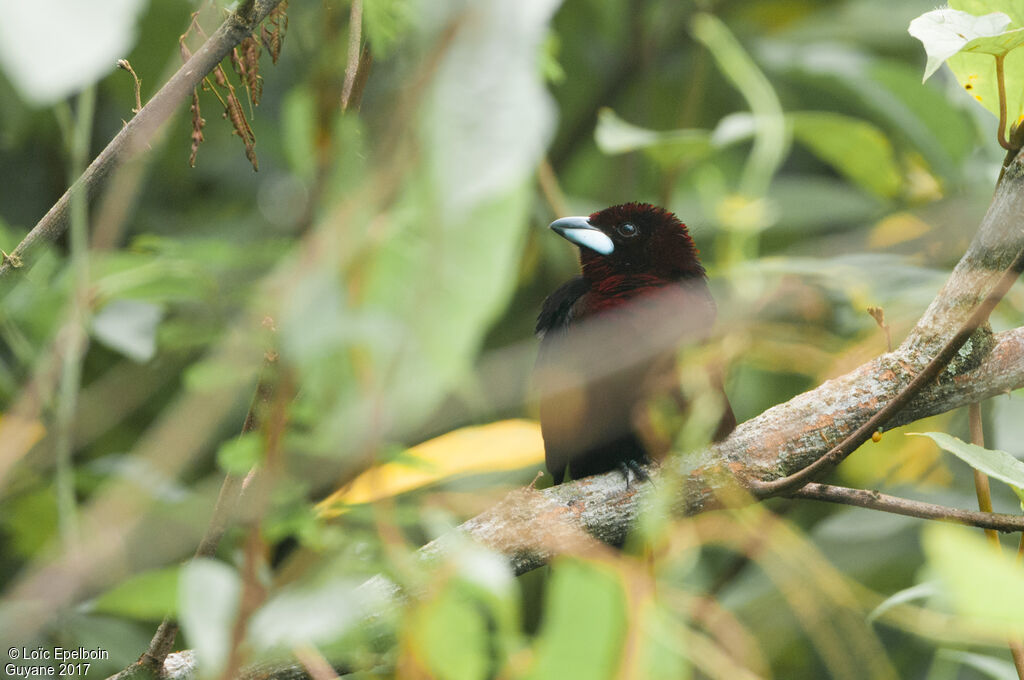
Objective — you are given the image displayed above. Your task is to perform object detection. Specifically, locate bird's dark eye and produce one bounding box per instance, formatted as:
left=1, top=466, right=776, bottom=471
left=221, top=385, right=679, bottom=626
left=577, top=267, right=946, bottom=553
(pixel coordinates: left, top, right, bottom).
left=616, top=222, right=638, bottom=238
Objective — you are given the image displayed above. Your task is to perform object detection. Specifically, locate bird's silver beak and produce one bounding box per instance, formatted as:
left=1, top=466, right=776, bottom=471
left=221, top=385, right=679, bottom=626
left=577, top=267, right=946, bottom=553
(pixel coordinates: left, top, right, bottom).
left=548, top=216, right=615, bottom=255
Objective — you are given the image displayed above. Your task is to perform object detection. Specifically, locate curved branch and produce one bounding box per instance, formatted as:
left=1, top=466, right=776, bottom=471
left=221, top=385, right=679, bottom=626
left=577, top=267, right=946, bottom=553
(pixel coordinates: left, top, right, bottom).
left=791, top=483, right=1024, bottom=533
left=0, top=0, right=285, bottom=278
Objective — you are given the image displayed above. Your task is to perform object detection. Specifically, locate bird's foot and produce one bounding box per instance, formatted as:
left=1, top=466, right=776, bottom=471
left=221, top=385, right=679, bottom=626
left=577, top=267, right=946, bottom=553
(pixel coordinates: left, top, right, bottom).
left=619, top=460, right=652, bottom=488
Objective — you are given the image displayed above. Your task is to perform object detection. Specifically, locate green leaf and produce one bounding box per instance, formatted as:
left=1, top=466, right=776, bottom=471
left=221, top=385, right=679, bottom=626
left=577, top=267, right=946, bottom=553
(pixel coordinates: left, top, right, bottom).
left=410, top=584, right=491, bottom=680
left=363, top=0, right=414, bottom=59
left=908, top=9, right=1024, bottom=81
left=951, top=0, right=1024, bottom=27
left=922, top=524, right=1024, bottom=635
left=594, top=108, right=713, bottom=168
left=947, top=48, right=1024, bottom=131
left=179, top=558, right=240, bottom=679
left=789, top=111, right=902, bottom=198
left=938, top=650, right=1020, bottom=680
left=911, top=431, right=1024, bottom=495
left=89, top=566, right=180, bottom=620
left=216, top=432, right=263, bottom=475
left=636, top=606, right=691, bottom=680
left=867, top=581, right=939, bottom=622
left=528, top=559, right=627, bottom=680
left=691, top=12, right=787, bottom=198
left=280, top=87, right=317, bottom=180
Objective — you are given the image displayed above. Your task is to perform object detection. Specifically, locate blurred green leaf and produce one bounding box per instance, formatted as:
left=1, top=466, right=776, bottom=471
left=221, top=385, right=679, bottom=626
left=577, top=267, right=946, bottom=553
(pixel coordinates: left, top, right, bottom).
left=789, top=111, right=902, bottom=198
left=179, top=558, right=240, bottom=679
left=867, top=581, right=939, bottom=621
left=692, top=12, right=787, bottom=198
left=937, top=649, right=1020, bottom=680
left=409, top=583, right=491, bottom=680
left=281, top=87, right=317, bottom=181
left=766, top=176, right=883, bottom=232
left=636, top=606, right=690, bottom=680
left=0, top=485, right=57, bottom=558
left=528, top=559, right=627, bottom=680
left=216, top=432, right=263, bottom=475
left=90, top=565, right=179, bottom=620
left=363, top=0, right=414, bottom=58
left=912, top=431, right=1024, bottom=496
left=594, top=108, right=713, bottom=167
left=922, top=524, right=1024, bottom=634
left=183, top=356, right=255, bottom=393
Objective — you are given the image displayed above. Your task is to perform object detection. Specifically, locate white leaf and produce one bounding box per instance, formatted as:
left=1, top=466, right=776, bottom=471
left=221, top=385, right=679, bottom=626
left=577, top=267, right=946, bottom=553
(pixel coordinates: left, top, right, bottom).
left=908, top=9, right=1020, bottom=81
left=178, top=559, right=240, bottom=679
left=0, top=0, right=147, bottom=105
left=248, top=579, right=364, bottom=650
left=91, top=299, right=163, bottom=362
left=421, top=0, right=561, bottom=219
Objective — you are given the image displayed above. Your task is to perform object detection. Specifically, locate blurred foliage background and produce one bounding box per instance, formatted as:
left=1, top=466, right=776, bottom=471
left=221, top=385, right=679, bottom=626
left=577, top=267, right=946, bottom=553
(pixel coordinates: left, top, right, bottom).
left=2, top=0, right=1024, bottom=678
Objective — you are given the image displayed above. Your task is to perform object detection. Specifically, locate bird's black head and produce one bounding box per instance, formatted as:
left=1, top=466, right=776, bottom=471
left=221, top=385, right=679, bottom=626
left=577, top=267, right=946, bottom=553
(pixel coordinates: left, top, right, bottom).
left=549, top=203, right=705, bottom=282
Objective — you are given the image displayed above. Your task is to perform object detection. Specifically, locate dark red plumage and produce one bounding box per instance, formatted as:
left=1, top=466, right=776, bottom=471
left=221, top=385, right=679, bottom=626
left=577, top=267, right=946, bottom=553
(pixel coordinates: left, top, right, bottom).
left=535, top=202, right=735, bottom=483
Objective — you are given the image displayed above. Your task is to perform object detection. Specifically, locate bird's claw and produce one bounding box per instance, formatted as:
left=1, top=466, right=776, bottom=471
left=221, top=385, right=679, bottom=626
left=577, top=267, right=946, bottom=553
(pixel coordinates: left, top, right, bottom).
left=619, top=460, right=652, bottom=488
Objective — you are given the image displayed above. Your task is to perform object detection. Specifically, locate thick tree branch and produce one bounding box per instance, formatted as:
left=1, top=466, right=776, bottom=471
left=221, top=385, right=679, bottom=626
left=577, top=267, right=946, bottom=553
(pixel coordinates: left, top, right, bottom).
left=399, top=327, right=1024, bottom=578
left=746, top=245, right=1024, bottom=498
left=0, top=0, right=285, bottom=278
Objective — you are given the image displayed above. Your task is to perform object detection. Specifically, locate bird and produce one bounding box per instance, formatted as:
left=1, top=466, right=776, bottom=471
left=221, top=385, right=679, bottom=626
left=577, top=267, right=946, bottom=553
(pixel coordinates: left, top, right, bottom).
left=534, top=202, right=735, bottom=484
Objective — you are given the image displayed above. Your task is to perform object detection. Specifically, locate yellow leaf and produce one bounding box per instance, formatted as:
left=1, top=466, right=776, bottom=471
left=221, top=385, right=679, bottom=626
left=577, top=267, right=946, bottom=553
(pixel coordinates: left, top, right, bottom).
left=316, top=419, right=544, bottom=517
left=868, top=212, right=932, bottom=248
left=0, top=414, right=46, bottom=467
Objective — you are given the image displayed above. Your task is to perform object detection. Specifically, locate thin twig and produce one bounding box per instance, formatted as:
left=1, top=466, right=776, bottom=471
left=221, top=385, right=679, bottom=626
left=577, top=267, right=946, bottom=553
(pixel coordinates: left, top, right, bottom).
left=867, top=306, right=892, bottom=353
left=117, top=59, right=143, bottom=114
left=790, top=483, right=1024, bottom=533
left=133, top=335, right=280, bottom=674
left=538, top=157, right=568, bottom=217
left=340, top=0, right=363, bottom=111
left=293, top=644, right=341, bottom=680
left=115, top=59, right=143, bottom=114
left=53, top=87, right=97, bottom=551
left=747, top=245, right=1024, bottom=498
left=0, top=0, right=286, bottom=279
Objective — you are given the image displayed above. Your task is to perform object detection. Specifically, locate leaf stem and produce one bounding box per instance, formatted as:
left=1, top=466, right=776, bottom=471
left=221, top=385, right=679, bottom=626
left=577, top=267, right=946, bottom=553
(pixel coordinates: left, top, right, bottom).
left=996, top=53, right=1014, bottom=151
left=340, top=0, right=363, bottom=112
left=969, top=401, right=1024, bottom=678
left=968, top=403, right=999, bottom=545
left=54, top=87, right=97, bottom=550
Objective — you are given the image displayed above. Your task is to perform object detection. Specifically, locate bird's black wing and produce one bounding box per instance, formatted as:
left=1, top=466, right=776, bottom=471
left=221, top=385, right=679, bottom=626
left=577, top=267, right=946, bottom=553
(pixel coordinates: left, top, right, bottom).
left=535, top=275, right=589, bottom=338
left=534, top=276, right=590, bottom=483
